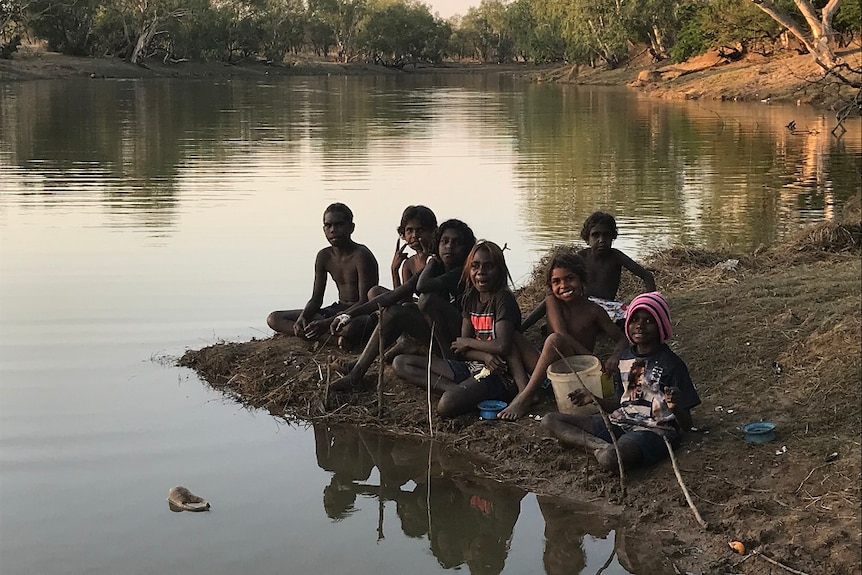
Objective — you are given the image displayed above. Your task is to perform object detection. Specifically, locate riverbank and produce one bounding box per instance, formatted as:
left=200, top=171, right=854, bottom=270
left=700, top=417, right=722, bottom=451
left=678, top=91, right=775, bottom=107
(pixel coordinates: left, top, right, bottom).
left=2, top=45, right=860, bottom=113
left=180, top=218, right=861, bottom=575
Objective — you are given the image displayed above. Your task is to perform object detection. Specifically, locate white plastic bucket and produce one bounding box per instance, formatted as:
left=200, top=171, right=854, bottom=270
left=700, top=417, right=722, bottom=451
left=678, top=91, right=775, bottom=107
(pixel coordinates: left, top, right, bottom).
left=546, top=355, right=613, bottom=415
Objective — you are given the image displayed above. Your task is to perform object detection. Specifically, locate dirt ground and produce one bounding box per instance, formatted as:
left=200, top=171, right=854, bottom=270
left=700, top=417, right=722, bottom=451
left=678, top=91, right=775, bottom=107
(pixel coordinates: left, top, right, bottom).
left=179, top=218, right=861, bottom=575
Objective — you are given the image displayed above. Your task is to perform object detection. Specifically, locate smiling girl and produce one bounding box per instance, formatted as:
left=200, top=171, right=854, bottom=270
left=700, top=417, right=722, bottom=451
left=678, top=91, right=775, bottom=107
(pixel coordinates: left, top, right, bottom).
left=392, top=240, right=523, bottom=417
left=497, top=252, right=627, bottom=420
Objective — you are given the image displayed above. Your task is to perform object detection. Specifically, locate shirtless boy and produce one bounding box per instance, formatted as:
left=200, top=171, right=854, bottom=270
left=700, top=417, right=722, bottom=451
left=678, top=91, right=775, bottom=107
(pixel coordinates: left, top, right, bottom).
left=521, top=211, right=655, bottom=332
left=498, top=252, right=627, bottom=420
left=576, top=211, right=655, bottom=321
left=266, top=203, right=379, bottom=342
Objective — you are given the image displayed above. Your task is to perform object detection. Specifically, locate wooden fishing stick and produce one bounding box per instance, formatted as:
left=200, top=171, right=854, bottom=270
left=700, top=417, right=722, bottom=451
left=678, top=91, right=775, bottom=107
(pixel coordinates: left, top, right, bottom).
left=377, top=305, right=384, bottom=418
left=552, top=346, right=626, bottom=495
left=663, top=434, right=708, bottom=529
left=426, top=321, right=436, bottom=437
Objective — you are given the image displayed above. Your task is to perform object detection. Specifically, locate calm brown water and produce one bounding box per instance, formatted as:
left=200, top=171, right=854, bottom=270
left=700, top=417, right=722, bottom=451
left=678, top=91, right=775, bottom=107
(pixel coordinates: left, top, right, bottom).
left=1, top=75, right=859, bottom=574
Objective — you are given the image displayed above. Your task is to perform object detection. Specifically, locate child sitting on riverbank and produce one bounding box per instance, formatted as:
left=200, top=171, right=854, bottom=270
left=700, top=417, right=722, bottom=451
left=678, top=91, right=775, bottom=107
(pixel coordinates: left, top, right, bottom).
left=577, top=211, right=655, bottom=323
left=392, top=240, right=524, bottom=417
left=541, top=292, right=700, bottom=471
left=497, top=252, right=628, bottom=420
left=266, top=203, right=379, bottom=343
left=521, top=211, right=656, bottom=333
left=336, top=205, right=438, bottom=351
left=389, top=205, right=437, bottom=290
left=328, top=219, right=475, bottom=391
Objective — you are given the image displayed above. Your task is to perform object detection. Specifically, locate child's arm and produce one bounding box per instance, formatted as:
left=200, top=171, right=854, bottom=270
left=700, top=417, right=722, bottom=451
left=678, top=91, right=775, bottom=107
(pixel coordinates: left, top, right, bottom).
left=595, top=306, right=628, bottom=373
left=355, top=247, right=380, bottom=305
left=295, top=250, right=329, bottom=336
left=520, top=299, right=547, bottom=333
left=330, top=274, right=419, bottom=334
left=452, top=319, right=516, bottom=362
left=617, top=250, right=656, bottom=292
left=415, top=256, right=456, bottom=294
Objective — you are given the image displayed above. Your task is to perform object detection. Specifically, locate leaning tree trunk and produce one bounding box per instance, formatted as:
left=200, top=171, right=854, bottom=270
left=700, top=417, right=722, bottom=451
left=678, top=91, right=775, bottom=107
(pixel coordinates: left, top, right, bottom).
left=750, top=0, right=843, bottom=68
left=129, top=14, right=160, bottom=65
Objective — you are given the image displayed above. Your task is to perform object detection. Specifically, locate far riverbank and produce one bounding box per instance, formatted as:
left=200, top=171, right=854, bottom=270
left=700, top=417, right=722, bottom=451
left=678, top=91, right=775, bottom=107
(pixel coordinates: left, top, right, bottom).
left=2, top=45, right=860, bottom=113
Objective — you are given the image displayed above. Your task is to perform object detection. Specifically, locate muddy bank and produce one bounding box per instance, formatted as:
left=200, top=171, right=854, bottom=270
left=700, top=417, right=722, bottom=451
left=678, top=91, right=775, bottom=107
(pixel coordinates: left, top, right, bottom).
left=180, top=219, right=861, bottom=575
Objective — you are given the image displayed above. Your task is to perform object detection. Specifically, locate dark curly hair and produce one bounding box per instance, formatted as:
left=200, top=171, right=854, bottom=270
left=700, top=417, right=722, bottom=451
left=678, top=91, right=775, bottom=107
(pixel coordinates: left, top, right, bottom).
left=433, top=219, right=476, bottom=259
left=545, top=252, right=588, bottom=286
left=580, top=211, right=618, bottom=242
left=397, top=205, right=437, bottom=237
left=324, top=202, right=353, bottom=223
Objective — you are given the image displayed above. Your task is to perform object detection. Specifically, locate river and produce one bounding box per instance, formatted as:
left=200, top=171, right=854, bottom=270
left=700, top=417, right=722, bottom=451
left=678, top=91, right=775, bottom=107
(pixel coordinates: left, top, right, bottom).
left=0, top=74, right=859, bottom=575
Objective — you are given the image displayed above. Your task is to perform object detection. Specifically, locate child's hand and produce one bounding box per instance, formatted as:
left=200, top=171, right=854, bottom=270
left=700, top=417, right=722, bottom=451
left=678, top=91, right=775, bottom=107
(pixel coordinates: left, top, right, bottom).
left=450, top=337, right=472, bottom=355
left=293, top=317, right=308, bottom=337
left=391, top=239, right=408, bottom=272
left=304, top=319, right=328, bottom=339
left=484, top=354, right=506, bottom=373
left=567, top=388, right=593, bottom=406
left=330, top=314, right=351, bottom=335
left=663, top=386, right=679, bottom=409
left=602, top=356, right=620, bottom=375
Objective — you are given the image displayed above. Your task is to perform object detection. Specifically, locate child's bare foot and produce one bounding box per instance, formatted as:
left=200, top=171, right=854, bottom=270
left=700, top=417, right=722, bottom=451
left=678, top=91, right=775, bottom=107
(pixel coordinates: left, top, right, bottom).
left=382, top=335, right=425, bottom=363
left=594, top=445, right=618, bottom=471
left=329, top=371, right=363, bottom=391
left=496, top=394, right=534, bottom=420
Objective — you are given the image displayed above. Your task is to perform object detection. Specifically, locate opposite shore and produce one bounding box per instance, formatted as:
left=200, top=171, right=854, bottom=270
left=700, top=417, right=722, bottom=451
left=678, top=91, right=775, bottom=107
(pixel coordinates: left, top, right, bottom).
left=2, top=45, right=860, bottom=112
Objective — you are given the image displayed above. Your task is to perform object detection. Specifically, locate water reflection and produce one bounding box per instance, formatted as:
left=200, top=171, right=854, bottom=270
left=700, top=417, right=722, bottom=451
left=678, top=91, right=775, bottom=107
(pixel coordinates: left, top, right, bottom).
left=1, top=78, right=858, bottom=259
left=313, top=424, right=641, bottom=575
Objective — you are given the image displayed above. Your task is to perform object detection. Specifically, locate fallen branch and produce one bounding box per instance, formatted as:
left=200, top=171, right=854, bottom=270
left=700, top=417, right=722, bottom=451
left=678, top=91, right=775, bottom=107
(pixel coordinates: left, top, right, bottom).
left=377, top=305, right=384, bottom=417
left=663, top=435, right=708, bottom=529
left=752, top=550, right=810, bottom=575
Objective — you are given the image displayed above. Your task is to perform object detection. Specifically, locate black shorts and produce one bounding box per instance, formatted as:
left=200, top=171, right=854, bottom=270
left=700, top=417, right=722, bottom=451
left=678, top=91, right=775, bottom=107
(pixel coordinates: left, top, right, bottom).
left=319, top=302, right=350, bottom=319
left=589, top=418, right=680, bottom=467
left=447, top=360, right=518, bottom=403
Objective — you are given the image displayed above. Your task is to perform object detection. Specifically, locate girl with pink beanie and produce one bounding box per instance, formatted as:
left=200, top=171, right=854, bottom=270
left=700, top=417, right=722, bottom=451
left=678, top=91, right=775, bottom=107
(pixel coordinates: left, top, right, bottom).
left=542, top=292, right=700, bottom=471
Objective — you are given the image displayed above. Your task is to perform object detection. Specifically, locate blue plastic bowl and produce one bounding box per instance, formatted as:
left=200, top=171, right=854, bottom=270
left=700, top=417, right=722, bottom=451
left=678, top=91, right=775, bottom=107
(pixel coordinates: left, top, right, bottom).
left=742, top=421, right=776, bottom=443
left=477, top=400, right=507, bottom=420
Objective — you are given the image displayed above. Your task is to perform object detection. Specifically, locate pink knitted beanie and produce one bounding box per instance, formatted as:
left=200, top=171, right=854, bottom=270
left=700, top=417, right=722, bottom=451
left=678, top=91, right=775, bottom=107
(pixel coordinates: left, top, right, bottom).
left=625, top=291, right=673, bottom=343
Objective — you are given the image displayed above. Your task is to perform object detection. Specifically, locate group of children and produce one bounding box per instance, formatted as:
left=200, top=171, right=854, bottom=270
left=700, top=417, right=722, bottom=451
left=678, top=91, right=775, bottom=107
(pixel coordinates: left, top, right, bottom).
left=267, top=203, right=700, bottom=471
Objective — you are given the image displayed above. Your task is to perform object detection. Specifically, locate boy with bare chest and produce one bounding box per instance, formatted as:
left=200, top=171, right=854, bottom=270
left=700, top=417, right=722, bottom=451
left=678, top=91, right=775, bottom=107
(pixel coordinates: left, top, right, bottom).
left=266, top=203, right=379, bottom=342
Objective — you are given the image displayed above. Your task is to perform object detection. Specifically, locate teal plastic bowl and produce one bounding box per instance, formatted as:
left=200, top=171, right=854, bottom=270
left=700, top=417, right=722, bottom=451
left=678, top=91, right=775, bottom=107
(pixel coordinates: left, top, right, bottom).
left=742, top=421, right=776, bottom=443
left=477, top=400, right=507, bottom=420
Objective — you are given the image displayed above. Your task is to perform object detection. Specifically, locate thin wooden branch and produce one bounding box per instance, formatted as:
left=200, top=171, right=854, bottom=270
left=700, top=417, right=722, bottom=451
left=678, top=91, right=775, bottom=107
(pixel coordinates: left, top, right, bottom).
left=377, top=305, right=384, bottom=417
left=753, top=550, right=811, bottom=575
left=663, top=435, right=708, bottom=529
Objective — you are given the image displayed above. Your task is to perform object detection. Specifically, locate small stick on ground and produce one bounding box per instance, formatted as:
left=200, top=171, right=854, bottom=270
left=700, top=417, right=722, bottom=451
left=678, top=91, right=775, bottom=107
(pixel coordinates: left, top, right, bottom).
left=663, top=435, right=708, bottom=529
left=377, top=306, right=384, bottom=418
left=324, top=355, right=332, bottom=409
left=552, top=346, right=626, bottom=496
left=752, top=550, right=810, bottom=575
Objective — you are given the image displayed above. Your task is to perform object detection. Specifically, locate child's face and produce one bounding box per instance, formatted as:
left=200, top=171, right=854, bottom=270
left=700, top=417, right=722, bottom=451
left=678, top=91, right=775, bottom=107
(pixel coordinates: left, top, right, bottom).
left=323, top=211, right=353, bottom=246
left=402, top=218, right=434, bottom=253
left=438, top=228, right=469, bottom=269
left=549, top=267, right=584, bottom=302
left=469, top=247, right=499, bottom=293
left=587, top=223, right=614, bottom=254
left=627, top=309, right=659, bottom=346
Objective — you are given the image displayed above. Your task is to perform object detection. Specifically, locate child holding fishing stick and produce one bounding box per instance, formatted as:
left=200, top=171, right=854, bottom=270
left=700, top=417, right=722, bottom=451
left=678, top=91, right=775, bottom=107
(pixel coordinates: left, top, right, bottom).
left=392, top=240, right=525, bottom=418
left=498, top=252, right=628, bottom=420
left=542, top=292, right=700, bottom=472
left=328, top=220, right=475, bottom=391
